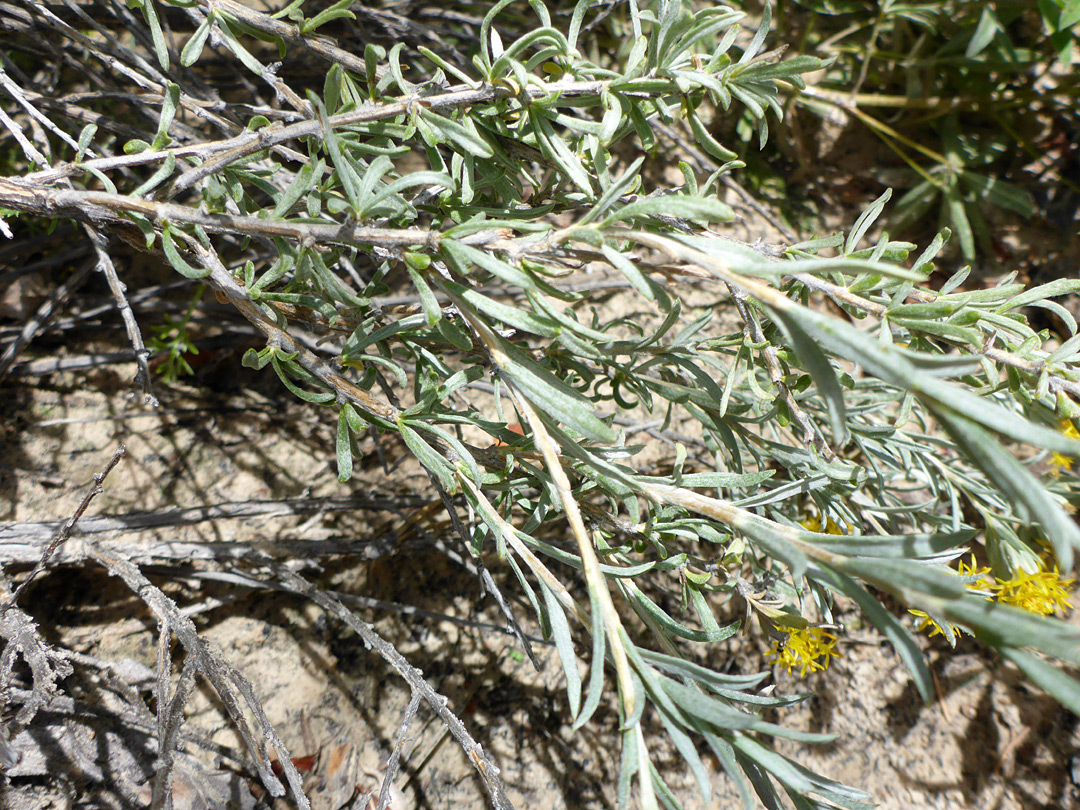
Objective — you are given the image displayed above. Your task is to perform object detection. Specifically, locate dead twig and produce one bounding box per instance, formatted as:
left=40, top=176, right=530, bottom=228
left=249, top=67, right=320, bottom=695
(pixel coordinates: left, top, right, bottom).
left=1, top=445, right=126, bottom=611
left=84, top=226, right=159, bottom=406
left=86, top=535, right=313, bottom=809
left=0, top=258, right=95, bottom=383
left=0, top=493, right=424, bottom=552
left=0, top=446, right=126, bottom=770
left=261, top=555, right=516, bottom=810
left=377, top=690, right=421, bottom=810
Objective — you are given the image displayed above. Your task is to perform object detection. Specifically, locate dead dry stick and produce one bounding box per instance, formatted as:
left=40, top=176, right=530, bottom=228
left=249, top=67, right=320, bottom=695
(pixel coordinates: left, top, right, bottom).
left=0, top=258, right=95, bottom=383
left=0, top=445, right=125, bottom=771
left=0, top=493, right=423, bottom=568
left=87, top=539, right=312, bottom=809
left=378, top=690, right=422, bottom=810
left=262, top=557, right=516, bottom=810
left=84, top=225, right=158, bottom=406
left=19, top=445, right=310, bottom=807
left=1, top=444, right=126, bottom=612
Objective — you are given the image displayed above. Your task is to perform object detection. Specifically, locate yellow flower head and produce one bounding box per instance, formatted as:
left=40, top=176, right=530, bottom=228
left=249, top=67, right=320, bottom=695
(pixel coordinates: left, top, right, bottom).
left=1050, top=420, right=1080, bottom=475
left=956, top=555, right=993, bottom=592
left=909, top=556, right=990, bottom=638
left=992, top=565, right=1075, bottom=616
left=768, top=627, right=842, bottom=677
left=957, top=555, right=988, bottom=578
left=799, top=515, right=846, bottom=535
left=908, top=609, right=960, bottom=639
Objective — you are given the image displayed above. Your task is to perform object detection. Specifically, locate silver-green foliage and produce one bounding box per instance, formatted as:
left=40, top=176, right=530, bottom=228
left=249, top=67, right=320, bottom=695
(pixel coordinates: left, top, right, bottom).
left=5, top=0, right=1080, bottom=808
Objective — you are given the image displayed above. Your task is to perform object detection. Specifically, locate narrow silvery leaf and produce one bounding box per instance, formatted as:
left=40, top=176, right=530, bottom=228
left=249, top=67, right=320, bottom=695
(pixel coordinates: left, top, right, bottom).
left=272, top=162, right=317, bottom=219
left=398, top=421, right=455, bottom=491
left=442, top=239, right=536, bottom=290
left=131, top=152, right=175, bottom=198
left=216, top=16, right=266, bottom=75
left=532, top=112, right=594, bottom=195
left=687, top=109, right=738, bottom=160
left=542, top=582, right=581, bottom=717
left=422, top=111, right=494, bottom=159
left=311, top=92, right=364, bottom=215
left=572, top=583, right=607, bottom=730
left=162, top=224, right=210, bottom=279
left=625, top=583, right=726, bottom=643
left=181, top=14, right=213, bottom=67
left=450, top=283, right=560, bottom=338
left=366, top=170, right=455, bottom=214
left=336, top=408, right=353, bottom=482
left=770, top=308, right=848, bottom=444
left=933, top=407, right=1079, bottom=572
left=802, top=530, right=973, bottom=560
left=700, top=732, right=755, bottom=810
left=496, top=335, right=616, bottom=443
left=618, top=729, right=638, bottom=810
left=966, top=5, right=1001, bottom=58
left=356, top=155, right=394, bottom=209
left=581, top=155, right=645, bottom=225
left=405, top=266, right=441, bottom=327
left=300, top=0, right=356, bottom=34
left=783, top=303, right=1080, bottom=456
left=732, top=737, right=874, bottom=810
left=738, top=0, right=771, bottom=64
left=411, top=421, right=482, bottom=488
left=151, top=83, right=180, bottom=151
left=810, top=564, right=933, bottom=702
left=996, top=278, right=1080, bottom=313
left=138, top=0, right=170, bottom=71
left=567, top=0, right=591, bottom=53
left=1000, top=648, right=1080, bottom=718
left=840, top=557, right=1080, bottom=666
left=75, top=124, right=97, bottom=161
left=845, top=189, right=892, bottom=255
left=600, top=244, right=658, bottom=302
left=653, top=705, right=714, bottom=805
left=602, top=195, right=733, bottom=227
left=490, top=28, right=569, bottom=78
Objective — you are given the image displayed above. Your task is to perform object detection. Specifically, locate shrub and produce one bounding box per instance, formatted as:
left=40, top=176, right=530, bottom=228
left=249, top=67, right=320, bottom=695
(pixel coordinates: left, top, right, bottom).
left=1, top=1, right=1078, bottom=808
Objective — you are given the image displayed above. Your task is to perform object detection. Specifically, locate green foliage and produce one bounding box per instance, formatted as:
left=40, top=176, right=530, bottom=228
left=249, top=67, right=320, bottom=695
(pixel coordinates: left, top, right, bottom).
left=146, top=287, right=203, bottom=382
left=767, top=0, right=1080, bottom=263
left=3, top=1, right=1080, bottom=809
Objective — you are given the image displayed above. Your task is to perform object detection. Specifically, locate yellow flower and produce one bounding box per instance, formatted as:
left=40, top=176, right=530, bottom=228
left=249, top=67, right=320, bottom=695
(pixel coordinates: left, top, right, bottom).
left=1050, top=420, right=1080, bottom=474
left=799, top=515, right=845, bottom=535
left=956, top=555, right=993, bottom=592
left=991, top=565, right=1075, bottom=615
left=768, top=627, right=842, bottom=677
left=956, top=555, right=991, bottom=580
left=908, top=609, right=960, bottom=639
left=909, top=556, right=990, bottom=637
